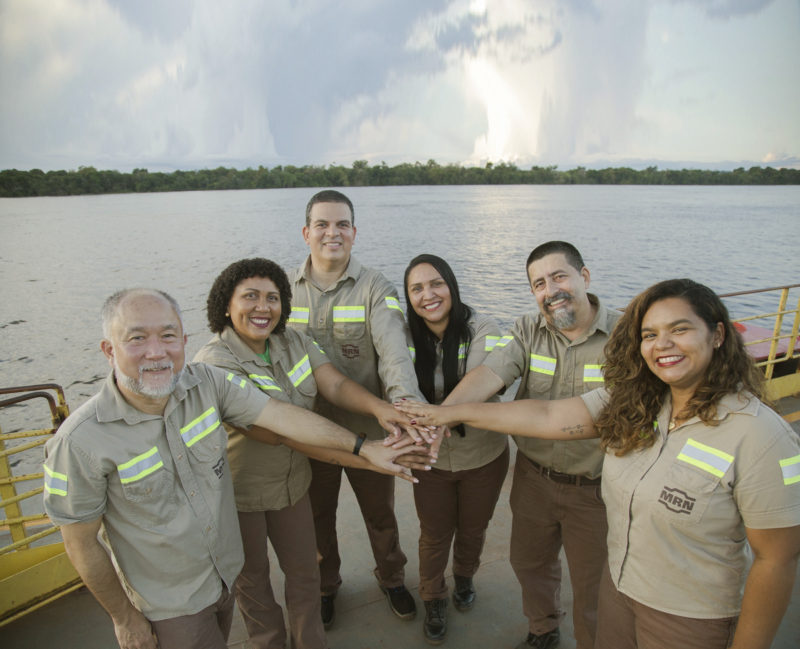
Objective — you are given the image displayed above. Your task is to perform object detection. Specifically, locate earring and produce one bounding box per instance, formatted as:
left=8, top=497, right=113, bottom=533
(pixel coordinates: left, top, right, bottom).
left=225, top=312, right=230, bottom=317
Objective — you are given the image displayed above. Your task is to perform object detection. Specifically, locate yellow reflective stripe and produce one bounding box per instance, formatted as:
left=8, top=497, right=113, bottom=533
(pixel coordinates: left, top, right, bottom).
left=484, top=335, right=500, bottom=351
left=530, top=354, right=557, bottom=376
left=225, top=372, right=247, bottom=389
left=583, top=364, right=604, bottom=383
left=289, top=355, right=312, bottom=387
left=333, top=305, right=366, bottom=322
left=779, top=454, right=800, bottom=485
left=248, top=374, right=283, bottom=392
left=44, top=464, right=68, bottom=496
left=495, top=335, right=514, bottom=348
left=385, top=296, right=402, bottom=312
left=180, top=406, right=220, bottom=447
left=676, top=438, right=734, bottom=478
left=409, top=346, right=416, bottom=363
left=288, top=307, right=309, bottom=323
left=312, top=341, right=326, bottom=355
left=117, top=446, right=164, bottom=484
left=458, top=343, right=467, bottom=360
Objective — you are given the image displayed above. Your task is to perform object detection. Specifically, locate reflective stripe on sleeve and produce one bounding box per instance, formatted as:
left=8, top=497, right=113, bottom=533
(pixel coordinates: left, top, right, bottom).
left=530, top=354, right=557, bottom=376
left=409, top=346, right=416, bottom=363
left=117, top=446, right=164, bottom=484
left=458, top=343, right=467, bottom=360
left=495, top=335, right=514, bottom=348
left=288, top=307, right=310, bottom=324
left=484, top=335, right=500, bottom=351
left=180, top=407, right=220, bottom=447
left=676, top=438, right=734, bottom=478
left=780, top=454, right=800, bottom=486
left=289, top=355, right=312, bottom=387
left=583, top=364, right=604, bottom=383
left=226, top=372, right=247, bottom=389
left=333, top=306, right=366, bottom=322
left=385, top=296, right=402, bottom=312
left=248, top=374, right=283, bottom=392
left=43, top=464, right=68, bottom=496
left=312, top=341, right=326, bottom=355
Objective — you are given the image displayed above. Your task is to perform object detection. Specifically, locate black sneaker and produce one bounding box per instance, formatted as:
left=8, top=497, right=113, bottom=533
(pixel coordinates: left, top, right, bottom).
left=423, top=598, right=447, bottom=645
left=515, top=628, right=560, bottom=649
left=452, top=574, right=475, bottom=612
left=320, top=593, right=336, bottom=630
left=379, top=584, right=417, bottom=620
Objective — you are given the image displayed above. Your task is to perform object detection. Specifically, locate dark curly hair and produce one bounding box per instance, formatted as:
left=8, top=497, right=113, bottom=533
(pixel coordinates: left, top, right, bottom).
left=597, top=278, right=765, bottom=455
left=206, top=258, right=292, bottom=335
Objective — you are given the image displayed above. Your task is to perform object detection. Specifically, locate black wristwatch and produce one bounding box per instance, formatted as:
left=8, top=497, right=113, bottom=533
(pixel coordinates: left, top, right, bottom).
left=353, top=433, right=367, bottom=455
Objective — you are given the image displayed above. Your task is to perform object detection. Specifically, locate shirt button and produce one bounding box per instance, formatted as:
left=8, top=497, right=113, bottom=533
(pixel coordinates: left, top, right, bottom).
left=178, top=454, right=183, bottom=460
left=190, top=491, right=195, bottom=497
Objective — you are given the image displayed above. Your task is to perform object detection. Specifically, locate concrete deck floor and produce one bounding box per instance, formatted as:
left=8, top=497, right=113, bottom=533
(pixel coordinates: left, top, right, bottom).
left=5, top=402, right=800, bottom=649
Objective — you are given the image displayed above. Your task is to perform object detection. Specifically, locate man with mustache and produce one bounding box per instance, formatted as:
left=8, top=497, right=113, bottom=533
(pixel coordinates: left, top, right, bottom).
left=287, top=190, right=426, bottom=628
left=439, top=241, right=620, bottom=649
left=42, top=288, right=425, bottom=649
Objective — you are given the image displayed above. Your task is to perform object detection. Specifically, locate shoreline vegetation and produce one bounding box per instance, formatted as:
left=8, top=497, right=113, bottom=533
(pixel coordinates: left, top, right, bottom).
left=1, top=161, right=799, bottom=198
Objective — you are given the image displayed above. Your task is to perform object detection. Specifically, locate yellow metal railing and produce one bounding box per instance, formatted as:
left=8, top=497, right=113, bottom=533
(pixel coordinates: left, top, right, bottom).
left=720, top=283, right=800, bottom=404
left=0, top=385, right=81, bottom=626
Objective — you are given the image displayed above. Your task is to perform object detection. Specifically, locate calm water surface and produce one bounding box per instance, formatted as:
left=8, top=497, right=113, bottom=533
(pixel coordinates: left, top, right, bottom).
left=1, top=185, right=798, bottom=434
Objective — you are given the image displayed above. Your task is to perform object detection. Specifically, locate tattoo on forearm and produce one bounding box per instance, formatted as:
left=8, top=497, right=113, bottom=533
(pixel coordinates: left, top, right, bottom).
left=561, top=423, right=585, bottom=436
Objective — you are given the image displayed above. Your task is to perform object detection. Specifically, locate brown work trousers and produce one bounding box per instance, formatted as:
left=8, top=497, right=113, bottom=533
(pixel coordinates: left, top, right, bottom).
left=412, top=446, right=510, bottom=601
left=308, top=458, right=407, bottom=594
left=150, top=586, right=234, bottom=649
left=509, top=453, right=608, bottom=649
left=594, top=564, right=738, bottom=649
left=236, top=494, right=328, bottom=649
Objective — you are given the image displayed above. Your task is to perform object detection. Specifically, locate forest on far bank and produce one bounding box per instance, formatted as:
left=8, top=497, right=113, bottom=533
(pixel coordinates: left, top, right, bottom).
left=1, top=160, right=798, bottom=197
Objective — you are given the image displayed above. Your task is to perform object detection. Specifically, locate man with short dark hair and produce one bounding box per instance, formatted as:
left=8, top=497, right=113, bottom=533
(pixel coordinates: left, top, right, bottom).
left=43, top=288, right=418, bottom=649
left=288, top=190, right=426, bottom=627
left=441, top=242, right=620, bottom=649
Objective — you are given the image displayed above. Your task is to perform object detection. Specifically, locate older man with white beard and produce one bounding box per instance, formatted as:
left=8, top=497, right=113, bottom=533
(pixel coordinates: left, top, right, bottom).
left=438, top=242, right=621, bottom=649
left=43, top=288, right=425, bottom=649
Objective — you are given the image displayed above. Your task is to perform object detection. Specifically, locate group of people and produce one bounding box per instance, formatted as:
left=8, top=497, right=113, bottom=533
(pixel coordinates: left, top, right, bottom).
left=42, top=189, right=799, bottom=649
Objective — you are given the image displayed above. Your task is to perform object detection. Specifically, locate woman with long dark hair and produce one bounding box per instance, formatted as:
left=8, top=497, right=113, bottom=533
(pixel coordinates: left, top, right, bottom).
left=397, top=278, right=800, bottom=649
left=403, top=254, right=509, bottom=645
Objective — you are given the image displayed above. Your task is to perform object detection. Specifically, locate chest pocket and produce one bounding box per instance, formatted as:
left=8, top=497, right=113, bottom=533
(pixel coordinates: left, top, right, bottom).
left=332, top=305, right=367, bottom=341
left=117, top=446, right=173, bottom=503
left=525, top=353, right=556, bottom=395
left=654, top=438, right=733, bottom=525
left=287, top=354, right=318, bottom=403
left=181, top=406, right=225, bottom=463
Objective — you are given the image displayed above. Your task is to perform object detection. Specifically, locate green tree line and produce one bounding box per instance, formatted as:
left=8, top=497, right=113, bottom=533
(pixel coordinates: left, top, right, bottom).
left=1, top=161, right=798, bottom=197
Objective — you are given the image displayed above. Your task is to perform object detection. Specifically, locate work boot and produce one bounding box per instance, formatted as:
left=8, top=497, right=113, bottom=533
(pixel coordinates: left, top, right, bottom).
left=515, top=628, right=560, bottom=649
left=320, top=593, right=336, bottom=630
left=423, top=598, right=447, bottom=645
left=452, top=574, right=475, bottom=611
left=379, top=584, right=417, bottom=620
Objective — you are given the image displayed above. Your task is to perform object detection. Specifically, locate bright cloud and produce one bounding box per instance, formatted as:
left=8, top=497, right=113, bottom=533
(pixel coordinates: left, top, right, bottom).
left=0, top=0, right=797, bottom=171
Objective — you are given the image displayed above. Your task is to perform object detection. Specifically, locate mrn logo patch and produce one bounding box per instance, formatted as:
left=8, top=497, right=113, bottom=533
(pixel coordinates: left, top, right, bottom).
left=658, top=486, right=696, bottom=514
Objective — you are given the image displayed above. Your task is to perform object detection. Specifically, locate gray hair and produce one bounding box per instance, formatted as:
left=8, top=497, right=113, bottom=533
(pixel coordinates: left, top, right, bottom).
left=101, top=288, right=184, bottom=338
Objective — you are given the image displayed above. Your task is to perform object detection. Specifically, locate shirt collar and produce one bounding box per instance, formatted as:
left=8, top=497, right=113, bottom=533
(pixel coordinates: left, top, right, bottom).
left=299, top=254, right=361, bottom=289
left=219, top=326, right=270, bottom=367
left=95, top=366, right=201, bottom=424
left=537, top=293, right=612, bottom=342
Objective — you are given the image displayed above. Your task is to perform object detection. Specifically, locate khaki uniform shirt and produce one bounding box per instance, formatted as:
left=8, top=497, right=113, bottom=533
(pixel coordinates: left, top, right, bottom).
left=482, top=294, right=619, bottom=478
left=433, top=313, right=508, bottom=472
left=193, top=326, right=330, bottom=511
left=288, top=255, right=423, bottom=439
left=43, top=364, right=269, bottom=620
left=582, top=389, right=800, bottom=618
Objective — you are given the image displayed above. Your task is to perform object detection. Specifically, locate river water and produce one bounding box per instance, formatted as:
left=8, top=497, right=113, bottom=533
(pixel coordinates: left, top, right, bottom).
left=1, top=184, right=798, bottom=440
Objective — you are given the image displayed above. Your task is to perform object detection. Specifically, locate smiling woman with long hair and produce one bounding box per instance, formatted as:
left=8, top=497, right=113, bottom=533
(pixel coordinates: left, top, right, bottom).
left=397, top=278, right=800, bottom=649
left=404, top=254, right=509, bottom=645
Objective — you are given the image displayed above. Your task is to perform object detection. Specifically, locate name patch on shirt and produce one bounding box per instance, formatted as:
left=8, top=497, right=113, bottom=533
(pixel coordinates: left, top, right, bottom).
left=658, top=486, right=696, bottom=514
left=341, top=343, right=360, bottom=359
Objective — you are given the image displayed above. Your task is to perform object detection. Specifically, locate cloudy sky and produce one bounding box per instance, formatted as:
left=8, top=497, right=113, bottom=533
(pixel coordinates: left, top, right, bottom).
left=1, top=0, right=798, bottom=172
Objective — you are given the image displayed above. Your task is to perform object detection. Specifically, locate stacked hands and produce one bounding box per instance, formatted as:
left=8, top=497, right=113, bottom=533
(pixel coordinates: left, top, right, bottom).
left=382, top=399, right=451, bottom=465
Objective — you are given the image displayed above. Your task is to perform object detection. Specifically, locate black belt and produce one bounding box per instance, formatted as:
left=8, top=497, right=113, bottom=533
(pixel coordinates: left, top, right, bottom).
left=526, top=457, right=601, bottom=486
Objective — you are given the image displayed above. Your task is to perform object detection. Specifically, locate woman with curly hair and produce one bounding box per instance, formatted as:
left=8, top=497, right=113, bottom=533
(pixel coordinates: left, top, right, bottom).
left=403, top=254, right=508, bottom=644
left=194, top=258, right=428, bottom=649
left=396, top=278, right=800, bottom=649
